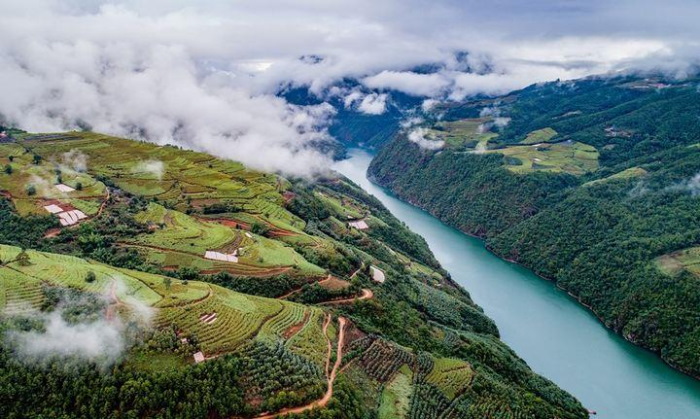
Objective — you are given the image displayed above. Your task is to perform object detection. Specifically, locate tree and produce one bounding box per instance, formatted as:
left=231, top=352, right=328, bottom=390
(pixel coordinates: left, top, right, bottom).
left=251, top=222, right=271, bottom=236
left=4, top=164, right=12, bottom=175
left=85, top=271, right=97, bottom=283
left=32, top=154, right=42, bottom=165
left=16, top=249, right=31, bottom=266
left=26, top=185, right=36, bottom=196
left=76, top=182, right=83, bottom=191
left=163, top=277, right=172, bottom=291
left=8, top=155, right=14, bottom=162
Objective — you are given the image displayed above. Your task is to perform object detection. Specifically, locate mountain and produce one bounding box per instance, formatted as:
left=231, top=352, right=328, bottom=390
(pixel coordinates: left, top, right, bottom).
left=0, top=132, right=586, bottom=418
left=283, top=81, right=425, bottom=151
left=368, top=74, right=700, bottom=378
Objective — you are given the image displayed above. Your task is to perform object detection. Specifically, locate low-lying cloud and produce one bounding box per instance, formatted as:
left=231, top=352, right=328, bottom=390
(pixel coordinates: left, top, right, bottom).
left=133, top=160, right=166, bottom=180
left=1, top=1, right=700, bottom=176
left=408, top=127, right=444, bottom=150
left=61, top=149, right=89, bottom=173
left=8, top=311, right=124, bottom=363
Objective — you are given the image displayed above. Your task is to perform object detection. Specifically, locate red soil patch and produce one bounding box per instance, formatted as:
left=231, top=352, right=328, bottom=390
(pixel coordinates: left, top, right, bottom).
left=43, top=228, right=62, bottom=239
left=282, top=310, right=310, bottom=340
left=342, top=321, right=367, bottom=347
left=319, top=276, right=351, bottom=291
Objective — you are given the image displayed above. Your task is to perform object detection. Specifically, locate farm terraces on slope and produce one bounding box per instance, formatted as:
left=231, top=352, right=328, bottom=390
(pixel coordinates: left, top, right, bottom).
left=0, top=131, right=587, bottom=418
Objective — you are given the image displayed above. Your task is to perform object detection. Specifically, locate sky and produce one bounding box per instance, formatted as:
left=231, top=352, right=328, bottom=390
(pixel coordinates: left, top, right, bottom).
left=0, top=0, right=698, bottom=175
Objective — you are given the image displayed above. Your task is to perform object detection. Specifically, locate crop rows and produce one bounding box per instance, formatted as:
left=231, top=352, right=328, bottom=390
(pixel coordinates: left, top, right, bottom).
left=0, top=269, right=44, bottom=314
left=408, top=383, right=453, bottom=419
left=258, top=303, right=306, bottom=341
left=157, top=295, right=278, bottom=353
left=359, top=340, right=414, bottom=383
left=467, top=398, right=517, bottom=419
left=425, top=357, right=473, bottom=399
left=239, top=341, right=324, bottom=399
left=132, top=204, right=236, bottom=253
left=286, top=310, right=327, bottom=368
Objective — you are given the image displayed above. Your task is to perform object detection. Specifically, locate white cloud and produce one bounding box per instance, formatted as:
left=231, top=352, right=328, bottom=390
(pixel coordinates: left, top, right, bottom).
left=362, top=71, right=451, bottom=97
left=358, top=93, right=388, bottom=115
left=133, top=160, right=166, bottom=180
left=8, top=311, right=124, bottom=363
left=408, top=127, right=444, bottom=150
left=1, top=0, right=699, bottom=173
left=60, top=149, right=89, bottom=173
left=421, top=99, right=439, bottom=112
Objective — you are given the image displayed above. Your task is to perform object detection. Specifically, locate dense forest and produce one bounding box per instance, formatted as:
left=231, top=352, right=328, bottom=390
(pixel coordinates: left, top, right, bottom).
left=369, top=75, right=700, bottom=378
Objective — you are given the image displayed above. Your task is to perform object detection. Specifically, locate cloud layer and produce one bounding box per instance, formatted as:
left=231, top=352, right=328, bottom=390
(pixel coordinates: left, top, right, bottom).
left=1, top=1, right=699, bottom=174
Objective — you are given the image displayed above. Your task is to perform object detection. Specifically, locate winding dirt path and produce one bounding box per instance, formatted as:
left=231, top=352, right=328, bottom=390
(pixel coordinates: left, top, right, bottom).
left=276, top=274, right=333, bottom=300
left=319, top=288, right=373, bottom=306
left=254, top=316, right=347, bottom=419
left=104, top=281, right=124, bottom=322
left=96, top=187, right=111, bottom=217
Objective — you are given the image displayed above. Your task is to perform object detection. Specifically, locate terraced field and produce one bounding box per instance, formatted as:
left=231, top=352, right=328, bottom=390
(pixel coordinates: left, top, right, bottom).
left=27, top=132, right=284, bottom=215
left=132, top=202, right=241, bottom=254
left=0, top=244, right=327, bottom=361
left=583, top=166, right=647, bottom=186
left=287, top=310, right=329, bottom=368
left=0, top=141, right=107, bottom=216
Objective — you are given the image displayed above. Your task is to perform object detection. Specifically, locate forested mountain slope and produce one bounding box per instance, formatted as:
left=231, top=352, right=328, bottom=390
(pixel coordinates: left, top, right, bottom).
left=0, top=132, right=586, bottom=418
left=369, top=75, right=700, bottom=378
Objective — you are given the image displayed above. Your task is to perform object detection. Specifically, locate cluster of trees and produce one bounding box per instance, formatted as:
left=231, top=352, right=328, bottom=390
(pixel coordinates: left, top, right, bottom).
left=0, top=346, right=247, bottom=419
left=0, top=198, right=57, bottom=249
left=238, top=341, right=325, bottom=413
left=208, top=272, right=310, bottom=298
left=289, top=281, right=361, bottom=304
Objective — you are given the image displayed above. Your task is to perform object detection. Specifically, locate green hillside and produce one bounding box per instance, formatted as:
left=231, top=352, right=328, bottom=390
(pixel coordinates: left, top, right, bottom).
left=0, top=132, right=586, bottom=418
left=369, top=75, right=700, bottom=378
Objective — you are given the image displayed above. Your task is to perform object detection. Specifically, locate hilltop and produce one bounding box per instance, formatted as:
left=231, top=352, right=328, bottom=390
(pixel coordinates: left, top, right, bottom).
left=0, top=132, right=586, bottom=418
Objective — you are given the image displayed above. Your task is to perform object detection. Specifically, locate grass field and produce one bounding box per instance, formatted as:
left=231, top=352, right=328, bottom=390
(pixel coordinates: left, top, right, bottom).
left=429, top=118, right=498, bottom=149
left=520, top=127, right=558, bottom=144
left=656, top=247, right=700, bottom=277
left=488, top=140, right=599, bottom=175
left=378, top=364, right=413, bottom=419
left=584, top=167, right=648, bottom=186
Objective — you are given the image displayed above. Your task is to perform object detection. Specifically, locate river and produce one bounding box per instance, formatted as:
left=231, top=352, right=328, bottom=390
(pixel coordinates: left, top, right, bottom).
left=333, top=149, right=700, bottom=419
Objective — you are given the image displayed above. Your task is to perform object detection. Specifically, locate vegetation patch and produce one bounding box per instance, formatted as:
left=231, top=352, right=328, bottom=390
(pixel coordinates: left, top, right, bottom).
left=378, top=364, right=413, bottom=419
left=520, top=127, right=558, bottom=144
left=488, top=140, right=599, bottom=175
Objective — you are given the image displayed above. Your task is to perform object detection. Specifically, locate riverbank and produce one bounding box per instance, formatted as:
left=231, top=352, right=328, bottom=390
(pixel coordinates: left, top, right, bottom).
left=335, top=149, right=700, bottom=419
left=369, top=160, right=700, bottom=382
